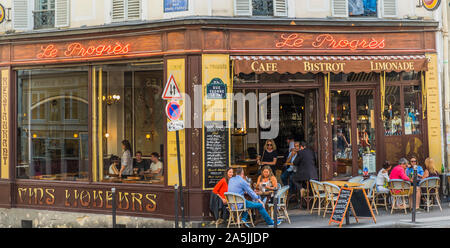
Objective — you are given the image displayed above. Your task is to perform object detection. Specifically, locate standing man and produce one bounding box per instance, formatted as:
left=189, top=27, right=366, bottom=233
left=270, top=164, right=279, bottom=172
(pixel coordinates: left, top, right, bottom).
left=292, top=141, right=318, bottom=207
left=227, top=167, right=282, bottom=227
left=281, top=141, right=299, bottom=191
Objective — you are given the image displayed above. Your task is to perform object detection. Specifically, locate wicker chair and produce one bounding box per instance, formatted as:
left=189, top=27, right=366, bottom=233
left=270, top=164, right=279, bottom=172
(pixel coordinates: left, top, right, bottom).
left=268, top=185, right=291, bottom=224
left=309, top=180, right=326, bottom=215
left=224, top=192, right=254, bottom=228
left=419, top=177, right=442, bottom=212
left=388, top=179, right=411, bottom=214
left=322, top=182, right=341, bottom=218
left=374, top=186, right=390, bottom=212
left=361, top=178, right=377, bottom=215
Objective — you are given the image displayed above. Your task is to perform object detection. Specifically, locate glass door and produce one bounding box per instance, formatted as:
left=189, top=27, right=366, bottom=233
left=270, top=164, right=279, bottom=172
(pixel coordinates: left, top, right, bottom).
left=331, top=90, right=352, bottom=177
left=331, top=88, right=376, bottom=178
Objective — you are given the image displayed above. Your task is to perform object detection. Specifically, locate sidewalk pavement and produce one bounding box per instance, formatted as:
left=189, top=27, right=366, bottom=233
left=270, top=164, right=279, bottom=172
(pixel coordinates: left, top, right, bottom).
left=212, top=198, right=450, bottom=228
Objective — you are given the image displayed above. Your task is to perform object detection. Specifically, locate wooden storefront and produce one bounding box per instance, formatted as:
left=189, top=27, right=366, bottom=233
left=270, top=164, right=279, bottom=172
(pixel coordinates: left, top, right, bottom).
left=0, top=18, right=441, bottom=221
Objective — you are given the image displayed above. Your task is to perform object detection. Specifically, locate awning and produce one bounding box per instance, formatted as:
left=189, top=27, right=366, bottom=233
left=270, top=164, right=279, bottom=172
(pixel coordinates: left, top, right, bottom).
left=231, top=55, right=428, bottom=74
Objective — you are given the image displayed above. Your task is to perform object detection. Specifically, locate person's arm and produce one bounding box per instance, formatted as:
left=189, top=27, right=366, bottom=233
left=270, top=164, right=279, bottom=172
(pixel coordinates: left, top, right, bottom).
left=242, top=178, right=261, bottom=201
left=213, top=179, right=227, bottom=203
left=399, top=168, right=411, bottom=181
left=423, top=169, right=429, bottom=179
left=263, top=157, right=277, bottom=166
left=269, top=176, right=278, bottom=190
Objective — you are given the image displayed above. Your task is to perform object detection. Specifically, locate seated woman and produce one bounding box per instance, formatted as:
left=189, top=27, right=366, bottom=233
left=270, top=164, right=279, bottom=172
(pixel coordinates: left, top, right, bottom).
left=146, top=152, right=163, bottom=178
left=423, top=157, right=440, bottom=179
left=376, top=161, right=392, bottom=194
left=108, top=155, right=120, bottom=176
left=210, top=168, right=233, bottom=226
left=255, top=166, right=278, bottom=204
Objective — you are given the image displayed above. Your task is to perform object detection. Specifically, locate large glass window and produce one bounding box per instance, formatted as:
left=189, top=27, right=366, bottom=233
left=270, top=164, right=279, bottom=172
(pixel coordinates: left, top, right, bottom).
left=17, top=67, right=89, bottom=181
left=331, top=90, right=352, bottom=177
left=383, top=86, right=402, bottom=136
left=95, top=64, right=165, bottom=185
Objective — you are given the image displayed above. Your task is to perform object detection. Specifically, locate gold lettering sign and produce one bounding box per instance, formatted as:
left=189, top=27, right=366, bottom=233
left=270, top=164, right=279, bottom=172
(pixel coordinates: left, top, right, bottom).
left=18, top=187, right=158, bottom=213
left=303, top=62, right=346, bottom=73
left=370, top=61, right=414, bottom=71
left=250, top=61, right=278, bottom=72
left=1, top=70, right=8, bottom=179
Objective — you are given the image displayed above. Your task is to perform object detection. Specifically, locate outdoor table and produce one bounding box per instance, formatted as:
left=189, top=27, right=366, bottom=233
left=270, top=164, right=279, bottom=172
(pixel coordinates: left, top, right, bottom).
left=323, top=181, right=363, bottom=188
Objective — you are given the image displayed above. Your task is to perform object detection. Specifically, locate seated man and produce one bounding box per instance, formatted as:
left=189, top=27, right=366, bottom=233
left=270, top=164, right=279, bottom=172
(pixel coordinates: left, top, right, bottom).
left=146, top=152, right=163, bottom=177
left=133, top=151, right=149, bottom=175
left=227, top=167, right=282, bottom=227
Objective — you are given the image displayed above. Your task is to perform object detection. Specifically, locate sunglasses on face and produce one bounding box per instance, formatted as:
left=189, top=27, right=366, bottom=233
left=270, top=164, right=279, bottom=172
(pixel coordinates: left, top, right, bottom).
left=267, top=144, right=273, bottom=146
left=411, top=160, right=417, bottom=163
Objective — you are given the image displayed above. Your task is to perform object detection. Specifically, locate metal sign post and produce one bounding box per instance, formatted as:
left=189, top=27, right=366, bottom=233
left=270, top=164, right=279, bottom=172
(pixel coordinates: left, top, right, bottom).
left=176, top=130, right=185, bottom=228
left=412, top=168, right=417, bottom=223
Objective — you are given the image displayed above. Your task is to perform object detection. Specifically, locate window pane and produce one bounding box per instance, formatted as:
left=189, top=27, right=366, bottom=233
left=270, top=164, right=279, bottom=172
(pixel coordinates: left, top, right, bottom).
left=331, top=90, right=352, bottom=177
left=349, top=0, right=377, bottom=17
left=356, top=90, right=376, bottom=175
left=383, top=86, right=402, bottom=136
left=17, top=68, right=89, bottom=181
left=404, top=85, right=421, bottom=135
left=252, top=0, right=274, bottom=16
left=100, top=64, right=165, bottom=185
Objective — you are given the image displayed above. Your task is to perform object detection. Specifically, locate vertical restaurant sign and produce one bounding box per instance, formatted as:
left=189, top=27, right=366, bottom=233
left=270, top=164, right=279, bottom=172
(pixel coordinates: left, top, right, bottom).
left=1, top=69, right=9, bottom=179
left=202, top=54, right=231, bottom=189
left=166, top=59, right=186, bottom=186
left=164, top=0, right=188, bottom=12
left=425, top=53, right=443, bottom=170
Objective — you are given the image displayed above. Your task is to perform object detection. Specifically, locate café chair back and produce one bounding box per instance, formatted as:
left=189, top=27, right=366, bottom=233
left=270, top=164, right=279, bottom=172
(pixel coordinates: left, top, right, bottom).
left=322, top=182, right=340, bottom=218
left=361, top=178, right=378, bottom=215
left=348, top=176, right=364, bottom=183
left=268, top=185, right=291, bottom=224
left=419, top=177, right=442, bottom=212
left=374, top=185, right=390, bottom=212
left=224, top=192, right=254, bottom=228
left=388, top=179, right=411, bottom=214
left=309, top=180, right=326, bottom=215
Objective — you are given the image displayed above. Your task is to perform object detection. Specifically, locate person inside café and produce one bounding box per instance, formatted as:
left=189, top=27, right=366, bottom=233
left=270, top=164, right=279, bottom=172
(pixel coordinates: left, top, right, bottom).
left=146, top=152, right=163, bottom=177
left=210, top=167, right=234, bottom=226
left=257, top=139, right=278, bottom=175
left=119, top=140, right=133, bottom=178
left=423, top=157, right=440, bottom=178
left=108, top=155, right=120, bottom=176
left=227, top=167, right=282, bottom=227
left=389, top=157, right=421, bottom=210
left=133, top=151, right=150, bottom=176
left=376, top=161, right=392, bottom=194
left=255, top=166, right=278, bottom=204
left=281, top=142, right=299, bottom=190
left=291, top=141, right=318, bottom=205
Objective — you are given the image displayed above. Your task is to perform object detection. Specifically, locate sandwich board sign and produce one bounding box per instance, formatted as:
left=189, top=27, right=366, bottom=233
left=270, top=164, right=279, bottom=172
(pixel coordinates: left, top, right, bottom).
left=162, top=74, right=182, bottom=100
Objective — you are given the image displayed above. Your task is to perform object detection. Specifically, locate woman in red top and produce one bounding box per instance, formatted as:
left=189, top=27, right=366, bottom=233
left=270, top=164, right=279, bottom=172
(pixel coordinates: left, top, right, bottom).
left=210, top=168, right=234, bottom=225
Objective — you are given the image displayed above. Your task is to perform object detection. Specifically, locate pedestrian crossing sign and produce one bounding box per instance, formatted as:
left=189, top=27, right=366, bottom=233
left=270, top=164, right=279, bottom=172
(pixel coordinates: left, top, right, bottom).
left=162, top=74, right=182, bottom=100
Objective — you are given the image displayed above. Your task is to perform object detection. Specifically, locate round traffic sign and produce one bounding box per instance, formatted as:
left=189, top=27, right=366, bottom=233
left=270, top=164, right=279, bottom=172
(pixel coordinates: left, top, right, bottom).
left=166, top=101, right=182, bottom=121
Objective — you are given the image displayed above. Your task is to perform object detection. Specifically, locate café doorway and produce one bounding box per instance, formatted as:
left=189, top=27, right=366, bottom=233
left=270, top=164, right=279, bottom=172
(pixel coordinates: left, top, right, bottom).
left=231, top=87, right=319, bottom=182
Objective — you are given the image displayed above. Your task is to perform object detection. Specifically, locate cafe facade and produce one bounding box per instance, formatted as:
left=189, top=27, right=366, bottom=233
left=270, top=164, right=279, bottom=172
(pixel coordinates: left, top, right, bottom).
left=0, top=17, right=442, bottom=224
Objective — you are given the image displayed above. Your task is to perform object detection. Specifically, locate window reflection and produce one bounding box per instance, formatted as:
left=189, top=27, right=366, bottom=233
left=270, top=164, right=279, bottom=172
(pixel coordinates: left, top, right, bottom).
left=384, top=86, right=402, bottom=136
left=404, top=85, right=421, bottom=135
left=17, top=68, right=89, bottom=181
left=331, top=90, right=352, bottom=177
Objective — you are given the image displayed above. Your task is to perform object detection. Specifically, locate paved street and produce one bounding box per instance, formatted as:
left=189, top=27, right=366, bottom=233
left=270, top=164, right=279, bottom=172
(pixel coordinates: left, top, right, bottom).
left=214, top=197, right=450, bottom=228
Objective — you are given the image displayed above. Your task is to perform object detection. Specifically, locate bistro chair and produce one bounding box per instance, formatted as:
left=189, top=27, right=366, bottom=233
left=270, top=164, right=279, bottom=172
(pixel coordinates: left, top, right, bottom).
left=361, top=178, right=378, bottom=215
left=374, top=186, right=390, bottom=212
left=419, top=177, right=442, bottom=212
left=268, top=185, right=291, bottom=224
left=224, top=192, right=254, bottom=228
left=388, top=179, right=411, bottom=214
left=322, top=182, right=341, bottom=218
left=348, top=176, right=364, bottom=183
left=309, top=180, right=326, bottom=215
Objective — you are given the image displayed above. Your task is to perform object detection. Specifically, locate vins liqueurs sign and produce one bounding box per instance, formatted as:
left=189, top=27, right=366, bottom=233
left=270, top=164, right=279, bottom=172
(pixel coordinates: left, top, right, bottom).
left=37, top=42, right=131, bottom=59
left=275, top=34, right=386, bottom=50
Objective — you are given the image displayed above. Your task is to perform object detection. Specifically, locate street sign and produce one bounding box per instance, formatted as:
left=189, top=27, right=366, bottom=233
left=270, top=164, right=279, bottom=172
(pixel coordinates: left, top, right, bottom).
left=168, top=120, right=185, bottom=132
left=162, top=74, right=182, bottom=100
left=166, top=101, right=182, bottom=121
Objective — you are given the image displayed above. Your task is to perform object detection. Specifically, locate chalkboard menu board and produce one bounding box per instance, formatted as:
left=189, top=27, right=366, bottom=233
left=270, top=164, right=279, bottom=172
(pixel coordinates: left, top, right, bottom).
left=329, top=188, right=352, bottom=225
left=204, top=121, right=229, bottom=189
left=329, top=187, right=376, bottom=227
